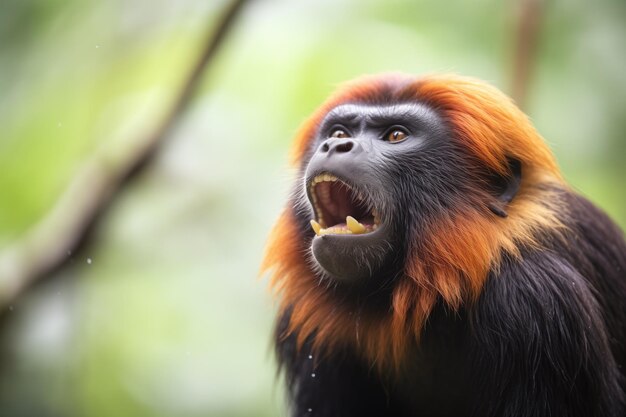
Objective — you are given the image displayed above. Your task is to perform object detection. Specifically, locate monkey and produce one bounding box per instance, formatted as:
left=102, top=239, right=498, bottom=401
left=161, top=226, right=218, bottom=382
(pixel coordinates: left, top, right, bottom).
left=261, top=74, right=626, bottom=417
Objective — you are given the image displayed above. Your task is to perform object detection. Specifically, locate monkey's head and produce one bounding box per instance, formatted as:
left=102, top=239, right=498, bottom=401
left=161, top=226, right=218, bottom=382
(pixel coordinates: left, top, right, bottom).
left=263, top=74, right=565, bottom=367
left=303, top=100, right=445, bottom=286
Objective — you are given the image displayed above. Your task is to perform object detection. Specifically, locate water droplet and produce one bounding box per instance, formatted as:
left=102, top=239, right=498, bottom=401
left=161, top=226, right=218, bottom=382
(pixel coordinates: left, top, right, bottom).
left=308, top=354, right=313, bottom=359
left=311, top=373, right=316, bottom=378
left=87, top=258, right=92, bottom=265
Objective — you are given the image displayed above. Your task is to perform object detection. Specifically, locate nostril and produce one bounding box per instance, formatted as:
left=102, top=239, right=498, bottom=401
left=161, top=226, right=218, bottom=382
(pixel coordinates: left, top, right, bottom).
left=336, top=141, right=354, bottom=153
left=320, top=139, right=356, bottom=155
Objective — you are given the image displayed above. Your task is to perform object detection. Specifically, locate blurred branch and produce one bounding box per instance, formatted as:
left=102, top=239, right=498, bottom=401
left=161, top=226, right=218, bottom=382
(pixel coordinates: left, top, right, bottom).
left=510, top=0, right=545, bottom=109
left=0, top=0, right=249, bottom=309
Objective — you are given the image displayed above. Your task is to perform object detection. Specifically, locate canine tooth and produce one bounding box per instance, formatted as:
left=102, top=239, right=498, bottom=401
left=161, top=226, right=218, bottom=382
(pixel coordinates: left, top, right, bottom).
left=310, top=220, right=322, bottom=236
left=346, top=216, right=366, bottom=234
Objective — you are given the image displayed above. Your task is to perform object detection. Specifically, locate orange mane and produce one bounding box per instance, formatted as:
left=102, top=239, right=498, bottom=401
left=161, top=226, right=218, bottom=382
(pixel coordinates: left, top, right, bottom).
left=262, top=74, right=567, bottom=371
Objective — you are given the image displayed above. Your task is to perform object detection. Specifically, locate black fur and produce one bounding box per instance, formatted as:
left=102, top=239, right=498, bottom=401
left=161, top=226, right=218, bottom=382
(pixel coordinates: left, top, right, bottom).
left=275, top=191, right=626, bottom=417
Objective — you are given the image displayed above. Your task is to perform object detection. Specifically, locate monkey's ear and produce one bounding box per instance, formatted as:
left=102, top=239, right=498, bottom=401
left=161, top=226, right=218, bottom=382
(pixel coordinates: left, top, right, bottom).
left=487, top=158, right=522, bottom=218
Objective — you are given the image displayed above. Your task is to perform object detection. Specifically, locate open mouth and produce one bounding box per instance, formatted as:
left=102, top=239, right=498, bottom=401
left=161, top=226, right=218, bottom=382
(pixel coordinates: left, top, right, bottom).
left=308, top=173, right=381, bottom=236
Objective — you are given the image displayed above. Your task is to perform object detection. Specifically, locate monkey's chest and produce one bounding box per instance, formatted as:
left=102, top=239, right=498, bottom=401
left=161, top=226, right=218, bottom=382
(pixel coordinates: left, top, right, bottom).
left=393, top=311, right=474, bottom=416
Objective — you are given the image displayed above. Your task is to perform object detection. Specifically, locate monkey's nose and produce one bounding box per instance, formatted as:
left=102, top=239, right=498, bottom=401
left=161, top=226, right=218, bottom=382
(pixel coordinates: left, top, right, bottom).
left=319, top=138, right=361, bottom=156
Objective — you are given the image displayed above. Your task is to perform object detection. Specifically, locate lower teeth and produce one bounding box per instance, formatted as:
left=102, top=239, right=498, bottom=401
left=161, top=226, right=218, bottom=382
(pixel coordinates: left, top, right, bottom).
left=310, top=216, right=374, bottom=236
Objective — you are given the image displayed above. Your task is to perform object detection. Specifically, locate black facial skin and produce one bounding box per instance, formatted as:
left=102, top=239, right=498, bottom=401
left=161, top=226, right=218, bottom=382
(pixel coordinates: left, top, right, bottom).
left=300, top=102, right=493, bottom=286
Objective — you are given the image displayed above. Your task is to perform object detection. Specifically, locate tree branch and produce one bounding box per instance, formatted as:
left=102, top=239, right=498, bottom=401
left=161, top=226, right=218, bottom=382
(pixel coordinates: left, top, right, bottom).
left=510, top=0, right=545, bottom=109
left=0, top=0, right=249, bottom=308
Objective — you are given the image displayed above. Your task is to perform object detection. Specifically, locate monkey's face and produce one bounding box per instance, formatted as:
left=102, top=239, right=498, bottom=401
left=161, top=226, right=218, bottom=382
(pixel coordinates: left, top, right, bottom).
left=301, top=102, right=458, bottom=285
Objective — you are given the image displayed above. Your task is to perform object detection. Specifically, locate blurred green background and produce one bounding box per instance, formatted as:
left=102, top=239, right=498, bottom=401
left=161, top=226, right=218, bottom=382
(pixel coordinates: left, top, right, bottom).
left=0, top=0, right=624, bottom=416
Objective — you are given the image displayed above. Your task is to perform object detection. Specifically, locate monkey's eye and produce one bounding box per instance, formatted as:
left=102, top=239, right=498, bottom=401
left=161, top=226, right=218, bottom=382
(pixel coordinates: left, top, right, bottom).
left=330, top=129, right=350, bottom=139
left=385, top=128, right=409, bottom=143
